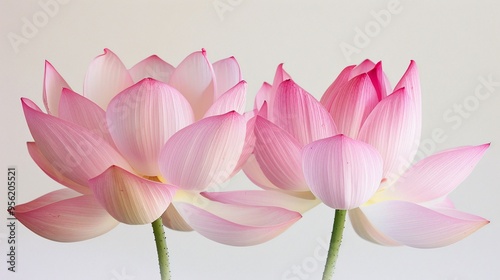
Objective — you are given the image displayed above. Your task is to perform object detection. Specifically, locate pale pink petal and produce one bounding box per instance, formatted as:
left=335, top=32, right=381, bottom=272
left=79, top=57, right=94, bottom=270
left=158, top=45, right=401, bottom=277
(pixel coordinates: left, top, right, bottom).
left=106, top=78, right=194, bottom=175
left=128, top=55, right=175, bottom=83
left=266, top=64, right=292, bottom=122
left=204, top=80, right=246, bottom=117
left=83, top=49, right=134, bottom=109
left=159, top=112, right=245, bottom=191
left=202, top=190, right=320, bottom=214
left=173, top=200, right=301, bottom=246
left=348, top=207, right=401, bottom=246
left=161, top=204, right=193, bottom=231
left=14, top=189, right=118, bottom=242
left=169, top=50, right=215, bottom=120
left=27, top=142, right=90, bottom=194
left=213, top=56, right=242, bottom=98
left=58, top=88, right=116, bottom=147
left=320, top=65, right=355, bottom=112
left=326, top=74, right=378, bottom=138
left=22, top=98, right=132, bottom=187
left=254, top=117, right=309, bottom=191
left=43, top=60, right=71, bottom=116
left=362, top=200, right=489, bottom=248
left=89, top=166, right=176, bottom=225
left=254, top=82, right=272, bottom=110
left=393, top=60, right=421, bottom=144
left=388, top=144, right=489, bottom=203
left=303, top=135, right=383, bottom=209
left=230, top=112, right=256, bottom=177
left=348, top=59, right=376, bottom=79
left=274, top=80, right=337, bottom=145
left=358, top=88, right=419, bottom=179
left=242, top=154, right=281, bottom=190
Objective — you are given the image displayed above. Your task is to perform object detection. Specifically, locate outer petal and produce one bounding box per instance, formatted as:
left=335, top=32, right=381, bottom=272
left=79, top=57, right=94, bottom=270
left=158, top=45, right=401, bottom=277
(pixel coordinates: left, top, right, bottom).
left=173, top=199, right=301, bottom=246
left=201, top=190, right=320, bottom=214
left=254, top=117, right=309, bottom=191
left=274, top=80, right=337, bottom=145
left=89, top=166, right=176, bottom=225
left=303, top=135, right=383, bottom=209
left=326, top=74, right=378, bottom=138
left=27, top=142, right=89, bottom=194
left=43, top=60, right=71, bottom=116
left=204, top=80, right=246, bottom=117
left=213, top=56, right=242, bottom=99
left=387, top=144, right=489, bottom=203
left=58, top=88, right=116, bottom=147
left=362, top=200, right=489, bottom=248
left=14, top=189, right=118, bottom=242
left=22, top=98, right=132, bottom=187
left=128, top=55, right=175, bottom=83
left=83, top=49, right=134, bottom=109
left=161, top=204, right=193, bottom=231
left=348, top=207, right=401, bottom=246
left=106, top=78, right=194, bottom=175
left=168, top=49, right=215, bottom=120
left=159, top=112, right=245, bottom=191
left=358, top=88, right=419, bottom=179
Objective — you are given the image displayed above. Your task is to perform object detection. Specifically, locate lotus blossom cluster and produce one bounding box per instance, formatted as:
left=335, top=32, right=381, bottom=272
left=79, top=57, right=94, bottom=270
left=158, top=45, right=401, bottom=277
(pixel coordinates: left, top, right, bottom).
left=208, top=59, right=489, bottom=248
left=15, top=49, right=300, bottom=245
left=17, top=49, right=489, bottom=251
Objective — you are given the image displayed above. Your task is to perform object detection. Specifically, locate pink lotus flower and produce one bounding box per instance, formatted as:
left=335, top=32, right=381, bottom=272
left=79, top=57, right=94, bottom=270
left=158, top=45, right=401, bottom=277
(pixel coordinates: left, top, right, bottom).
left=209, top=60, right=489, bottom=248
left=15, top=49, right=300, bottom=245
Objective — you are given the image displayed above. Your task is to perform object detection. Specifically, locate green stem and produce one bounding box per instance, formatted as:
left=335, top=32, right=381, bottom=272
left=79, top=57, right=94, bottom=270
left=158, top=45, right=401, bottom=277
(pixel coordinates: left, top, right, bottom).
left=152, top=217, right=171, bottom=280
left=322, top=209, right=347, bottom=280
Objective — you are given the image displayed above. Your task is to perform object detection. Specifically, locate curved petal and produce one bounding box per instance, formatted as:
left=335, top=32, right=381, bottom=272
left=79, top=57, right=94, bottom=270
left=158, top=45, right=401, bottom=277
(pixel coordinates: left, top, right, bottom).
left=168, top=49, right=215, bottom=120
left=362, top=200, right=489, bottom=248
left=58, top=88, right=116, bottom=147
left=254, top=82, right=272, bottom=110
left=27, top=142, right=90, bottom=194
left=204, top=80, right=246, bottom=117
left=320, top=65, right=355, bottom=113
left=83, top=49, right=134, bottom=109
left=173, top=200, right=301, bottom=246
left=242, top=154, right=280, bottom=190
left=161, top=204, right=193, bottom=231
left=213, top=56, right=241, bottom=99
left=89, top=166, right=176, bottom=225
left=14, top=189, right=118, bottom=242
left=128, top=55, right=175, bottom=83
left=43, top=60, right=71, bottom=116
left=388, top=144, right=489, bottom=203
left=326, top=74, right=378, bottom=138
left=202, top=190, right=320, bottom=214
left=159, top=112, right=245, bottom=191
left=303, top=135, right=383, bottom=209
left=348, top=207, right=401, bottom=246
left=348, top=59, right=376, bottom=79
left=367, top=61, right=391, bottom=100
left=106, top=78, right=194, bottom=175
left=358, top=88, right=419, bottom=179
left=230, top=112, right=256, bottom=177
left=22, top=98, right=132, bottom=187
left=274, top=80, right=337, bottom=145
left=254, top=116, right=309, bottom=191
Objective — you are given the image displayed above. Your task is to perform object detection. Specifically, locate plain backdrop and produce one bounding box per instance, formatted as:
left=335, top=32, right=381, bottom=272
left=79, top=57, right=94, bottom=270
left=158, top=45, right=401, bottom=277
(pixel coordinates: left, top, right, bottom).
left=1, top=1, right=499, bottom=279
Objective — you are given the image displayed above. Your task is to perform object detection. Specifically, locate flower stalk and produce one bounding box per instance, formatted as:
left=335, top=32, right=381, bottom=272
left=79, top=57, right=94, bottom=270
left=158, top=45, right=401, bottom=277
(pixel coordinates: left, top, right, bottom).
left=152, top=217, right=171, bottom=280
left=322, top=209, right=347, bottom=280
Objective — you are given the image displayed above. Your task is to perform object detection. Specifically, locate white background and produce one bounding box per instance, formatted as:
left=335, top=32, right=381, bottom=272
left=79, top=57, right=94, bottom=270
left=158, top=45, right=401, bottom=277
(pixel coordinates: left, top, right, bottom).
left=1, top=0, right=499, bottom=279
